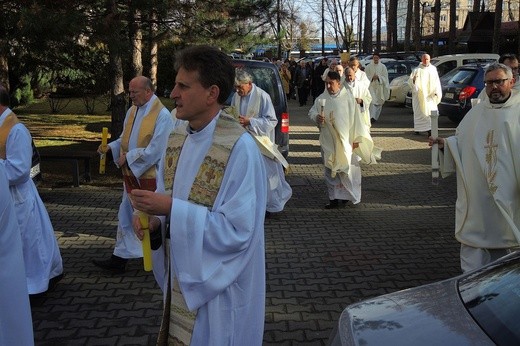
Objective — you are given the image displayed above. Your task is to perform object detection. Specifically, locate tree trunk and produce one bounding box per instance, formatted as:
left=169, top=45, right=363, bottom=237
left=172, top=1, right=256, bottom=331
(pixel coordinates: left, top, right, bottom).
left=473, top=0, right=480, bottom=12
left=432, top=0, right=441, bottom=56
left=358, top=0, right=363, bottom=52
left=363, top=0, right=372, bottom=52
left=404, top=0, right=413, bottom=51
left=376, top=0, right=381, bottom=51
left=492, top=0, right=503, bottom=53
left=448, top=0, right=457, bottom=52
left=414, top=0, right=420, bottom=51
left=129, top=4, right=143, bottom=77
left=148, top=9, right=158, bottom=90
left=386, top=0, right=398, bottom=51
left=0, top=44, right=8, bottom=91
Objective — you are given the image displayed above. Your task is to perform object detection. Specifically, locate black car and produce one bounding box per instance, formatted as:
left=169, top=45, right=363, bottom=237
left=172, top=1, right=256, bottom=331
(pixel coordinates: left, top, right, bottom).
left=230, top=59, right=289, bottom=158
left=383, top=60, right=420, bottom=82
left=438, top=64, right=486, bottom=123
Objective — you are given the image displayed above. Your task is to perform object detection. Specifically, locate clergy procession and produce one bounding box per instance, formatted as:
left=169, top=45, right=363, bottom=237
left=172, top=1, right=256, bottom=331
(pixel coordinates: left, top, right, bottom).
left=4, top=48, right=520, bottom=345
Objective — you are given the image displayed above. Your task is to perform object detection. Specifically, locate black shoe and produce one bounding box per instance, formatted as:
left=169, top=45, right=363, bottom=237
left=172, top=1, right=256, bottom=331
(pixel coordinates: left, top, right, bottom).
left=324, top=199, right=339, bottom=209
left=414, top=131, right=421, bottom=135
left=370, top=118, right=376, bottom=124
left=427, top=130, right=431, bottom=136
left=265, top=211, right=272, bottom=219
left=48, top=273, right=64, bottom=291
left=92, top=255, right=127, bottom=274
left=338, top=200, right=349, bottom=208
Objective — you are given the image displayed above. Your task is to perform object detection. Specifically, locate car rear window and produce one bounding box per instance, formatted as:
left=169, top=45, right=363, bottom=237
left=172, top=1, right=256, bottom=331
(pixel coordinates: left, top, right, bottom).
left=443, top=68, right=477, bottom=86
left=232, top=64, right=281, bottom=107
left=459, top=259, right=520, bottom=345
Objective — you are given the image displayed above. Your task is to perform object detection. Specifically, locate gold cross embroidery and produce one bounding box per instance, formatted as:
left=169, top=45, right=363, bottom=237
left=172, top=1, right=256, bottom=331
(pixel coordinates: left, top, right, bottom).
left=484, top=130, right=498, bottom=194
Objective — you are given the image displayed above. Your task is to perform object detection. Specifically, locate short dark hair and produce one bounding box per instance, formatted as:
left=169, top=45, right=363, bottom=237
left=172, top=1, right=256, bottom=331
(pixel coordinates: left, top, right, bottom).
left=326, top=71, right=341, bottom=82
left=0, top=85, right=9, bottom=107
left=499, top=53, right=518, bottom=64
left=174, top=45, right=234, bottom=104
left=372, top=51, right=380, bottom=57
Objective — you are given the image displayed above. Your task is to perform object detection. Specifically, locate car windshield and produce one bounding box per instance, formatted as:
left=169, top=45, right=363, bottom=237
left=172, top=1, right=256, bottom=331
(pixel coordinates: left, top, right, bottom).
left=443, top=69, right=477, bottom=85
left=458, top=257, right=520, bottom=345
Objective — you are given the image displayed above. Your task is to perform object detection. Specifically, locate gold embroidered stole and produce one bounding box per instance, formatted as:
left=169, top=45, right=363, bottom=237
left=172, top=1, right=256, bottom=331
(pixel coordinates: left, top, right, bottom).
left=157, top=113, right=244, bottom=345
left=0, top=112, right=19, bottom=159
left=120, top=98, right=164, bottom=192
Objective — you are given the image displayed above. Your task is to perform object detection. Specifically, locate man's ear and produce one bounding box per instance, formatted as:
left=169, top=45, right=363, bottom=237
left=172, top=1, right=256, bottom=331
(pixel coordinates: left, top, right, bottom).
left=207, top=85, right=220, bottom=104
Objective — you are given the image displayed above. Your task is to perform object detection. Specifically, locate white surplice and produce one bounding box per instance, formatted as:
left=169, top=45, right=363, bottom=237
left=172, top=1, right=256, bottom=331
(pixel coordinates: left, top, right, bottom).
left=365, top=61, right=390, bottom=121
left=344, top=80, right=373, bottom=129
left=309, top=88, right=380, bottom=204
left=108, top=94, right=173, bottom=258
left=152, top=113, right=267, bottom=344
left=232, top=84, right=292, bottom=212
left=408, top=64, right=442, bottom=132
left=0, top=167, right=34, bottom=346
left=0, top=108, right=63, bottom=295
left=440, top=90, right=520, bottom=271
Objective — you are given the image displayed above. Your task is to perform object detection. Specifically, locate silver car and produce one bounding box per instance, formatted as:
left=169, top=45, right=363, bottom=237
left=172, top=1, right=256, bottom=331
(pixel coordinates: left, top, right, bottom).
left=329, top=251, right=520, bottom=345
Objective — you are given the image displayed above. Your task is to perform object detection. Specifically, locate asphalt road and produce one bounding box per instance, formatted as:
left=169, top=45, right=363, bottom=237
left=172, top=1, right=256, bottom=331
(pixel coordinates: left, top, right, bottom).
left=32, top=99, right=461, bottom=345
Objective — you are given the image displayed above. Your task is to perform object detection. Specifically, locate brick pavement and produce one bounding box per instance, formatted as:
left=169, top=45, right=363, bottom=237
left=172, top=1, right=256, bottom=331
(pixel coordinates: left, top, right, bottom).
left=32, top=100, right=460, bottom=345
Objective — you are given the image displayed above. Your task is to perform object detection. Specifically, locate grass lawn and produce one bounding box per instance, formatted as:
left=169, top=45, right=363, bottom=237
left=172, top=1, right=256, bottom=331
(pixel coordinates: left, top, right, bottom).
left=15, top=96, right=175, bottom=188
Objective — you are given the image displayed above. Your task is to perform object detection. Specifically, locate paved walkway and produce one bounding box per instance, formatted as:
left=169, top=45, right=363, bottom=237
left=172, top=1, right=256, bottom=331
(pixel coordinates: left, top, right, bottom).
left=32, top=101, right=460, bottom=345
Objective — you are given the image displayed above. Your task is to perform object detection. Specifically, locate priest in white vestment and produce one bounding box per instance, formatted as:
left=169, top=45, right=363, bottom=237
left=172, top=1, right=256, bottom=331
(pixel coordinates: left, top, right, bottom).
left=348, top=56, right=371, bottom=89
left=93, top=76, right=173, bottom=273
left=231, top=70, right=292, bottom=214
left=130, top=46, right=266, bottom=345
left=430, top=63, right=520, bottom=273
left=408, top=54, right=442, bottom=135
left=344, top=67, right=373, bottom=129
left=309, top=70, right=380, bottom=209
left=0, top=167, right=34, bottom=346
left=0, top=86, right=63, bottom=295
left=365, top=53, right=390, bottom=122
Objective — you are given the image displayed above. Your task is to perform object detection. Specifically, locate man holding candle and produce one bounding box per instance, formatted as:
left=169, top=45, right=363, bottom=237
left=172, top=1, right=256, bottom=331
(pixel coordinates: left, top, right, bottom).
left=93, top=76, right=173, bottom=274
left=429, top=63, right=520, bottom=273
left=130, top=45, right=267, bottom=344
left=309, top=71, right=380, bottom=209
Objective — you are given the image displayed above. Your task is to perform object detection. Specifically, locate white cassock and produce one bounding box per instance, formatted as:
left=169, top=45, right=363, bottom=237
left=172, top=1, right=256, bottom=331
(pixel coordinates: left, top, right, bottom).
left=0, top=167, right=34, bottom=346
left=108, top=94, right=173, bottom=258
left=440, top=90, right=520, bottom=272
left=355, top=69, right=371, bottom=90
left=152, top=113, right=267, bottom=344
left=365, top=62, right=390, bottom=121
left=232, top=84, right=292, bottom=213
left=344, top=80, right=373, bottom=129
left=408, top=64, right=442, bottom=132
left=309, top=88, right=380, bottom=204
left=0, top=108, right=63, bottom=295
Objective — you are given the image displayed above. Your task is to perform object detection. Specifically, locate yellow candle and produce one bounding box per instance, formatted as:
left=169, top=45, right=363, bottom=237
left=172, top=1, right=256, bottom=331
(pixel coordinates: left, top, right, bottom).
left=139, top=211, right=153, bottom=271
left=99, top=127, right=109, bottom=174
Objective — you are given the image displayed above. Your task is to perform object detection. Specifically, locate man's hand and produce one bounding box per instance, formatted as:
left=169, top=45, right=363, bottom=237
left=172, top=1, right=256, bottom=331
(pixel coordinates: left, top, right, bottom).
left=318, top=114, right=325, bottom=124
left=98, top=144, right=110, bottom=155
left=239, top=115, right=250, bottom=127
left=130, top=189, right=172, bottom=216
left=132, top=214, right=161, bottom=240
left=428, top=136, right=445, bottom=149
left=117, top=152, right=127, bottom=167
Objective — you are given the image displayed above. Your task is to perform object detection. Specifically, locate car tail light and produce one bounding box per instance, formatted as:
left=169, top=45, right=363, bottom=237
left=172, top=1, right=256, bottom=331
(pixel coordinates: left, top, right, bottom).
left=459, top=86, right=477, bottom=101
left=281, top=112, right=289, bottom=133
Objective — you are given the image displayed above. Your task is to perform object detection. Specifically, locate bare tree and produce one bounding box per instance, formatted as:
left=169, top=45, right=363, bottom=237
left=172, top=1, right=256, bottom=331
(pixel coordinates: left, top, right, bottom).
left=492, top=0, right=503, bottom=53
left=413, top=0, right=420, bottom=50
left=432, top=0, right=441, bottom=56
left=363, top=0, right=372, bottom=52
left=448, top=0, right=456, bottom=52
left=473, top=0, right=480, bottom=12
left=326, top=0, right=357, bottom=52
left=376, top=0, right=382, bottom=51
left=386, top=0, right=398, bottom=50
left=404, top=0, right=413, bottom=51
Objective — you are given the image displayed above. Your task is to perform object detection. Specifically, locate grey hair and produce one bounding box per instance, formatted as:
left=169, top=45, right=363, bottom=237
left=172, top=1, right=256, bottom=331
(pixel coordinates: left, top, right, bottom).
left=485, top=62, right=513, bottom=79
left=235, top=69, right=253, bottom=85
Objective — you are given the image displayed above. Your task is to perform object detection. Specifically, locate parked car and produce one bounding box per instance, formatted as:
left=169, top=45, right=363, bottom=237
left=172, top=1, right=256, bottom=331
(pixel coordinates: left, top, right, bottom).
left=384, top=60, right=420, bottom=83
left=387, top=74, right=411, bottom=105
left=359, top=51, right=425, bottom=67
left=328, top=251, right=520, bottom=346
left=229, top=59, right=289, bottom=158
left=438, top=63, right=487, bottom=123
left=404, top=53, right=499, bottom=108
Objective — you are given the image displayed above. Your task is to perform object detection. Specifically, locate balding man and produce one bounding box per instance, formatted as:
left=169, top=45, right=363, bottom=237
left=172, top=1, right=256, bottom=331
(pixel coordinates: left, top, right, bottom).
left=93, top=76, right=174, bottom=273
left=408, top=54, right=442, bottom=135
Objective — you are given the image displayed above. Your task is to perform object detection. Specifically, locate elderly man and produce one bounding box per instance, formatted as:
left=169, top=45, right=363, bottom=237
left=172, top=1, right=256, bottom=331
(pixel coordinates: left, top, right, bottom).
left=408, top=53, right=442, bottom=135
left=365, top=52, right=390, bottom=123
left=429, top=63, right=520, bottom=273
left=309, top=71, right=379, bottom=209
left=93, top=76, right=173, bottom=273
left=344, top=67, right=373, bottom=129
left=0, top=85, right=63, bottom=297
left=130, top=45, right=267, bottom=344
left=231, top=69, right=292, bottom=215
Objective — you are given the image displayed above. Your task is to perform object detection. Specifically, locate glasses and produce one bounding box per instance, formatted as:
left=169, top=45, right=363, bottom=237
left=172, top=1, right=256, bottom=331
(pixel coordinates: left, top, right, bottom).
left=484, top=78, right=510, bottom=88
